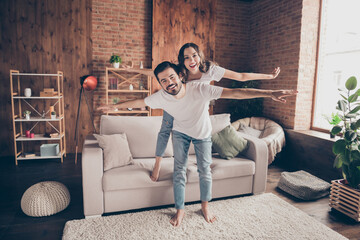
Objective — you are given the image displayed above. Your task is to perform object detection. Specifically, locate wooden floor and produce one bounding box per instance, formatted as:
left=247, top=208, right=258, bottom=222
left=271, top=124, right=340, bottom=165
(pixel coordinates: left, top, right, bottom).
left=0, top=155, right=359, bottom=240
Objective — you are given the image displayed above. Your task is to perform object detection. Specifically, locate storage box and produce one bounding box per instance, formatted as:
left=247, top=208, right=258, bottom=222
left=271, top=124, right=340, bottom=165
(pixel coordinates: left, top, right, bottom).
left=40, top=143, right=59, bottom=157
left=40, top=91, right=58, bottom=97
left=43, top=88, right=55, bottom=93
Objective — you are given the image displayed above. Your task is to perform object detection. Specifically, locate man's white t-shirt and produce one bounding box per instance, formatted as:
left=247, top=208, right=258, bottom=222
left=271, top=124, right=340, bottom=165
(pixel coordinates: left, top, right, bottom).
left=144, top=82, right=223, bottom=139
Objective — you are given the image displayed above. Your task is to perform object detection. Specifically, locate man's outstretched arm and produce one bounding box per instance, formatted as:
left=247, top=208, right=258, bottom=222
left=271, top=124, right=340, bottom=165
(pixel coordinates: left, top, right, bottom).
left=97, top=99, right=146, bottom=112
left=220, top=88, right=297, bottom=103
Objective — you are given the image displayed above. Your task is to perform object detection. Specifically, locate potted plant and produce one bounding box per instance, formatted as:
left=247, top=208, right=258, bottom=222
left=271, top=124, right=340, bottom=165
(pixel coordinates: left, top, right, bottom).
left=50, top=111, right=56, bottom=119
left=329, top=76, right=360, bottom=222
left=109, top=54, right=121, bottom=68
left=112, top=98, right=119, bottom=111
left=112, top=97, right=120, bottom=104
left=24, top=110, right=31, bottom=120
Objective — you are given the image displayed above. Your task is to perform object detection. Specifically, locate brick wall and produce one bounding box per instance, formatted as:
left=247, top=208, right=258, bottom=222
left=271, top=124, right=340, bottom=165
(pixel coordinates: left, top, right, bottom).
left=249, top=0, right=303, bottom=128
left=215, top=0, right=251, bottom=74
left=92, top=0, right=152, bottom=128
left=214, top=0, right=251, bottom=115
left=294, top=0, right=320, bottom=129
left=91, top=0, right=320, bottom=130
left=249, top=0, right=320, bottom=129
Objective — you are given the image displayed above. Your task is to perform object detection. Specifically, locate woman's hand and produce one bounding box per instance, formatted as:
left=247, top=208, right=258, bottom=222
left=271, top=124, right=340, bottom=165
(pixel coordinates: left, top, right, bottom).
left=271, top=67, right=281, bottom=79
left=270, top=89, right=297, bottom=103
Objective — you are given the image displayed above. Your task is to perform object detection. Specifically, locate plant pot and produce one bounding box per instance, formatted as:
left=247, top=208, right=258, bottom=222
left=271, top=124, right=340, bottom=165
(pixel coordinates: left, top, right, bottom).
left=51, top=114, right=56, bottom=120
left=329, top=179, right=360, bottom=222
left=24, top=88, right=32, bottom=97
left=113, top=62, right=120, bottom=68
left=25, top=114, right=30, bottom=120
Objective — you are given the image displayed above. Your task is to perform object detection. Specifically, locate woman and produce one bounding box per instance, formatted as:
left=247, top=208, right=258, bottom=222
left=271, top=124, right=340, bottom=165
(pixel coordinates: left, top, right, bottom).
left=123, top=43, right=280, bottom=181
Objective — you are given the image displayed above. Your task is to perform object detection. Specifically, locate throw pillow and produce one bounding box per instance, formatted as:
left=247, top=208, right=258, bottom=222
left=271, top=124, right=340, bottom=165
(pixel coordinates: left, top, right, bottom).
left=93, top=133, right=133, bottom=171
left=212, top=125, right=249, bottom=160
left=237, top=124, right=263, bottom=138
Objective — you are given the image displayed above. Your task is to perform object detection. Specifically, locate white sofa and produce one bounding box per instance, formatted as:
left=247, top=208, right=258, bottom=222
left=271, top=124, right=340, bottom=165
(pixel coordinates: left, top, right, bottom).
left=82, top=114, right=268, bottom=218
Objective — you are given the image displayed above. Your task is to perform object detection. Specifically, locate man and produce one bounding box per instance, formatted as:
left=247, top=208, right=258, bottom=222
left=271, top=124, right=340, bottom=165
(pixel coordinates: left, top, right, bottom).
left=98, top=61, right=297, bottom=227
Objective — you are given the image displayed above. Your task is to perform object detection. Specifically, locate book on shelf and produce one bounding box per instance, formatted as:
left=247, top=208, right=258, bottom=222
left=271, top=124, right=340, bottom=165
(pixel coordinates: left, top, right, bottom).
left=44, top=132, right=59, bottom=138
left=50, top=133, right=59, bottom=138
left=24, top=152, right=36, bottom=158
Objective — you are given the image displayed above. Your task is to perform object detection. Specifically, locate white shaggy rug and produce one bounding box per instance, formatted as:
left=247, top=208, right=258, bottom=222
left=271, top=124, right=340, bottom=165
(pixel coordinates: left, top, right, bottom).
left=62, top=193, right=347, bottom=240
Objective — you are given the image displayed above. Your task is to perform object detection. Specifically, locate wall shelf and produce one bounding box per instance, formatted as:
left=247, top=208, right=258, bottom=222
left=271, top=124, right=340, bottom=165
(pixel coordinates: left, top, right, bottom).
left=16, top=134, right=65, bottom=141
left=105, top=67, right=152, bottom=116
left=17, top=152, right=65, bottom=160
left=107, top=89, right=150, bottom=93
left=13, top=96, right=63, bottom=99
left=10, top=69, right=67, bottom=165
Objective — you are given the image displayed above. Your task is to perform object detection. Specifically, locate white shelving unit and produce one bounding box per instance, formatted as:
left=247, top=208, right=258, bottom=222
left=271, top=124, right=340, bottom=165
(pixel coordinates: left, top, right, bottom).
left=10, top=70, right=67, bottom=165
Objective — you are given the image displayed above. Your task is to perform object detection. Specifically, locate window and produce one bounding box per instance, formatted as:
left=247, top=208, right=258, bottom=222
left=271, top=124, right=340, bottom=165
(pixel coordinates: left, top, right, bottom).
left=313, top=0, right=360, bottom=130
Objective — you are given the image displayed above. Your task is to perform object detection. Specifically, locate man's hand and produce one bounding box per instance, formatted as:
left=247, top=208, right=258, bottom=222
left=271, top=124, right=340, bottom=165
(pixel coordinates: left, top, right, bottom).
left=271, top=67, right=281, bottom=79
left=270, top=90, right=297, bottom=103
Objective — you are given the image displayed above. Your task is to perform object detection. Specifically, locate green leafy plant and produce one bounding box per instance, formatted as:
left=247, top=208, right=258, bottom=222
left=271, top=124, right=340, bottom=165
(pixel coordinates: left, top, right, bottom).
left=112, top=97, right=120, bottom=104
left=324, top=112, right=342, bottom=126
left=23, top=110, right=31, bottom=115
left=109, top=54, right=121, bottom=64
left=324, top=112, right=342, bottom=137
left=51, top=111, right=56, bottom=115
left=331, top=76, right=360, bottom=189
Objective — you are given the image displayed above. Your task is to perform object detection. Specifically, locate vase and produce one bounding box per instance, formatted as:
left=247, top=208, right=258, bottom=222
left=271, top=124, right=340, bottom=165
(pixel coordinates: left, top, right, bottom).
left=329, top=179, right=360, bottom=222
left=24, top=88, right=32, bottom=97
left=113, top=62, right=120, bottom=68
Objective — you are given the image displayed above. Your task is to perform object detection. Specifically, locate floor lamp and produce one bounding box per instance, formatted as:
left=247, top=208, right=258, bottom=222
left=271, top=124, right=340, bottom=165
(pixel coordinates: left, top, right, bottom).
left=74, top=75, right=98, bottom=164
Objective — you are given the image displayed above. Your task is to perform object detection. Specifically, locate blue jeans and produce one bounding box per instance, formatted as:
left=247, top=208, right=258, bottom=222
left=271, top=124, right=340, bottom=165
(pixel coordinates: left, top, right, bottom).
left=155, top=111, right=174, bottom=157
left=172, top=130, right=213, bottom=209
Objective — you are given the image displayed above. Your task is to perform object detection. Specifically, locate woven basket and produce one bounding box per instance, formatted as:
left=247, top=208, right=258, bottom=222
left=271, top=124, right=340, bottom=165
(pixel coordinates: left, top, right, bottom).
left=329, top=179, right=360, bottom=222
left=21, top=181, right=70, bottom=217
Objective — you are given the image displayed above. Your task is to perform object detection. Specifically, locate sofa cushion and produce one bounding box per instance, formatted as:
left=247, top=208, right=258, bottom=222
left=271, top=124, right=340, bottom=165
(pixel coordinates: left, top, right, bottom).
left=100, top=115, right=173, bottom=158
left=212, top=125, right=248, bottom=160
left=133, top=157, right=174, bottom=182
left=93, top=133, right=133, bottom=171
left=103, top=158, right=174, bottom=191
left=186, top=155, right=255, bottom=183
left=188, top=113, right=231, bottom=155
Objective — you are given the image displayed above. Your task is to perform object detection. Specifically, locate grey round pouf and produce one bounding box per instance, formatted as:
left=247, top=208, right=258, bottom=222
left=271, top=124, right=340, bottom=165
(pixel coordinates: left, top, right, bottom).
left=21, top=181, right=70, bottom=217
left=277, top=170, right=330, bottom=200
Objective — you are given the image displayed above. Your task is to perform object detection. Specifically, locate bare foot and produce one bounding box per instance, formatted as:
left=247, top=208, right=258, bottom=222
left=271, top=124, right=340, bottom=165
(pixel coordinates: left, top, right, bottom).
left=170, top=209, right=185, bottom=227
left=201, top=202, right=216, bottom=223
left=150, top=162, right=161, bottom=182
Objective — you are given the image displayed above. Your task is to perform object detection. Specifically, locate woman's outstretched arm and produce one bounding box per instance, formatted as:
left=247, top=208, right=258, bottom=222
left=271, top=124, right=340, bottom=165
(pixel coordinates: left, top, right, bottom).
left=223, top=67, right=280, bottom=82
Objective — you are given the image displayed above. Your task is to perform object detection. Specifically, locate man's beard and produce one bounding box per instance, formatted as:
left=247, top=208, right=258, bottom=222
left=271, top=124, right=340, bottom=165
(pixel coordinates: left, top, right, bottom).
left=164, top=83, right=182, bottom=96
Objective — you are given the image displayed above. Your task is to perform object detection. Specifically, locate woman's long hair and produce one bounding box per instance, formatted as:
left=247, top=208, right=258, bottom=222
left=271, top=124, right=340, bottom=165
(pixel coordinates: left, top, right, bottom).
left=178, top=43, right=214, bottom=81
